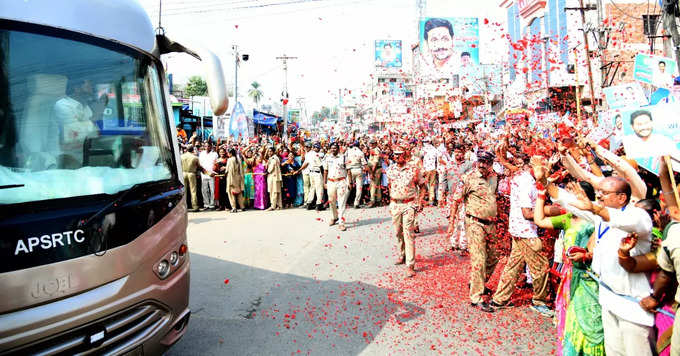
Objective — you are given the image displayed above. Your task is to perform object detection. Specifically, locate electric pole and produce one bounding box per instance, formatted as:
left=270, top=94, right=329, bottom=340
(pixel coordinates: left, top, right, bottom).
left=233, top=45, right=239, bottom=110
left=567, top=1, right=598, bottom=123
left=276, top=54, right=297, bottom=139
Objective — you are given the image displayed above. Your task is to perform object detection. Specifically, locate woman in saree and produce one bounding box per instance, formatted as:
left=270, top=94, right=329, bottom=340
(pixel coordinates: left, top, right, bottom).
left=293, top=146, right=305, bottom=207
left=253, top=153, right=268, bottom=210
left=213, top=147, right=230, bottom=211
left=534, top=168, right=603, bottom=356
left=280, top=150, right=299, bottom=209
left=242, top=148, right=255, bottom=209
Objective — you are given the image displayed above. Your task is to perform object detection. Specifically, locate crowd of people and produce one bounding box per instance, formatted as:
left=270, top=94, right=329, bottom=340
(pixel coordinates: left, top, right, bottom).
left=178, top=116, right=680, bottom=356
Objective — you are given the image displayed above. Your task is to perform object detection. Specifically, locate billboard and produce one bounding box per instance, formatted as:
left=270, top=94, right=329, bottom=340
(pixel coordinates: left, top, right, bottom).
left=619, top=103, right=680, bottom=174
left=633, top=53, right=678, bottom=89
left=374, top=40, right=402, bottom=68
left=602, top=82, right=648, bottom=109
left=419, top=17, right=479, bottom=78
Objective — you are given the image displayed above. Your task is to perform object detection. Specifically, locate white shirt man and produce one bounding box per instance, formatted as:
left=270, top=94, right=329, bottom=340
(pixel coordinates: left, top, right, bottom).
left=508, top=170, right=538, bottom=238
left=422, top=142, right=438, bottom=172
left=554, top=186, right=654, bottom=355
left=303, top=147, right=324, bottom=207
left=54, top=96, right=99, bottom=164
left=198, top=146, right=218, bottom=209
left=491, top=168, right=551, bottom=314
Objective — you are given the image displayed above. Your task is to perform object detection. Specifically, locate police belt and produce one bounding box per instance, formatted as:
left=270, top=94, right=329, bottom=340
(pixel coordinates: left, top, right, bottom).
left=466, top=214, right=494, bottom=225
left=309, top=169, right=321, bottom=173
left=391, top=197, right=415, bottom=204
left=328, top=177, right=347, bottom=182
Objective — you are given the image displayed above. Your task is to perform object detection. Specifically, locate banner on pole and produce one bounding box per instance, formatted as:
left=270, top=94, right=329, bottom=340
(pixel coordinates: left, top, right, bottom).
left=229, top=101, right=249, bottom=140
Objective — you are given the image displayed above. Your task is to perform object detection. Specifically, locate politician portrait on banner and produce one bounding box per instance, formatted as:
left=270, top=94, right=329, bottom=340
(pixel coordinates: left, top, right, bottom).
left=419, top=17, right=479, bottom=79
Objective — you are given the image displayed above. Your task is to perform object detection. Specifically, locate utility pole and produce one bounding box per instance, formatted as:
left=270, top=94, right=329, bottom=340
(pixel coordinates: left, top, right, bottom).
left=662, top=0, right=680, bottom=74
left=276, top=54, right=297, bottom=139
left=233, top=45, right=239, bottom=111
left=567, top=1, right=598, bottom=123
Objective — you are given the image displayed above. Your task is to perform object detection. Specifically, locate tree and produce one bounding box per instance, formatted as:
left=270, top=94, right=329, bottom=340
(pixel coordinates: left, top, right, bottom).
left=185, top=75, right=207, bottom=97
left=248, top=81, right=264, bottom=108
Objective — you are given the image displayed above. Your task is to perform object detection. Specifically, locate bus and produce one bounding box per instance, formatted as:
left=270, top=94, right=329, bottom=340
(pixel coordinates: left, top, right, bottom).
left=0, top=0, right=228, bottom=354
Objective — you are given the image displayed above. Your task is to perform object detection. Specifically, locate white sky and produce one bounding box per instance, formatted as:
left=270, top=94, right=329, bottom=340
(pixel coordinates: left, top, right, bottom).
left=139, top=0, right=509, bottom=112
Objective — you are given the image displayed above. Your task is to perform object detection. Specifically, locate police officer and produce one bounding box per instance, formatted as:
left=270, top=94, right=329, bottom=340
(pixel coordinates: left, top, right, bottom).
left=299, top=142, right=324, bottom=210
left=323, top=142, right=349, bottom=231
left=346, top=140, right=367, bottom=208
left=449, top=151, right=498, bottom=312
left=366, top=139, right=382, bottom=208
left=181, top=145, right=201, bottom=212
left=387, top=144, right=427, bottom=278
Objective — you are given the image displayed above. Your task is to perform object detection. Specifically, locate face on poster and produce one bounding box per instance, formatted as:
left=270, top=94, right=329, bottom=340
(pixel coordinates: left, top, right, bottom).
left=419, top=17, right=479, bottom=77
left=633, top=53, right=678, bottom=88
left=375, top=40, right=402, bottom=68
left=602, top=82, right=648, bottom=109
left=620, top=103, right=680, bottom=173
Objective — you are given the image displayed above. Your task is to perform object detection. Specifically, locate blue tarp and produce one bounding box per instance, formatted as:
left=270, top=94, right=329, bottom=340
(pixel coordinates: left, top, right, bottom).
left=253, top=110, right=281, bottom=126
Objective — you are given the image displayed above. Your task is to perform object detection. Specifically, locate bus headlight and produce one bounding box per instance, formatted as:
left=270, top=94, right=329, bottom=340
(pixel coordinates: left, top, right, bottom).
left=169, top=252, right=179, bottom=265
left=157, top=260, right=170, bottom=278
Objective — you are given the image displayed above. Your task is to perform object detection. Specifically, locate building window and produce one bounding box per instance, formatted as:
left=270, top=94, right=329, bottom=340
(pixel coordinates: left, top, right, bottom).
left=642, top=14, right=660, bottom=36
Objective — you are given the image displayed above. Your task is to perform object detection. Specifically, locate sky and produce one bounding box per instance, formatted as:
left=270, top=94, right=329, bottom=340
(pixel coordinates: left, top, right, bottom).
left=138, top=0, right=509, bottom=113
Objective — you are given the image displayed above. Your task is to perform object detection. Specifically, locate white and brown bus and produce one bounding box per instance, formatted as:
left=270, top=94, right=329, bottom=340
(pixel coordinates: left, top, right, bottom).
left=0, top=1, right=227, bottom=354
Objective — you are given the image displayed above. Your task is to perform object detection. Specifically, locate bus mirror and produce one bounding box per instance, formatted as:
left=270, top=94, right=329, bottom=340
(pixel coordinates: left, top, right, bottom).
left=156, top=35, right=228, bottom=116
left=196, top=49, right=228, bottom=116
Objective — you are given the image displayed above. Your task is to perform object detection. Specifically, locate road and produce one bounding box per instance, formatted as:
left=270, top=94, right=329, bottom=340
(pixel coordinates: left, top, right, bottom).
left=167, top=204, right=557, bottom=356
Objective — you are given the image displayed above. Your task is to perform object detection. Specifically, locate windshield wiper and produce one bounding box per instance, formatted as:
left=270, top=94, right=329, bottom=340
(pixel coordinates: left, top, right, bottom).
left=78, top=183, right=148, bottom=228
left=0, top=184, right=25, bottom=189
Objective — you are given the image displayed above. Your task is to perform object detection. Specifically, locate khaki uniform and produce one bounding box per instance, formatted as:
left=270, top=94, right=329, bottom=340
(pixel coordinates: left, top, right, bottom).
left=181, top=152, right=200, bottom=210
left=324, top=153, right=349, bottom=223
left=451, top=168, right=498, bottom=304
left=304, top=150, right=324, bottom=206
left=386, top=162, right=425, bottom=267
left=368, top=147, right=382, bottom=204
left=346, top=146, right=367, bottom=207
left=226, top=156, right=245, bottom=210
left=267, top=155, right=283, bottom=209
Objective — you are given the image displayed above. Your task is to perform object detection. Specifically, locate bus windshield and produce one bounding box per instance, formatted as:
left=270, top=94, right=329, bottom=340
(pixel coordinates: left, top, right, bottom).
left=0, top=26, right=175, bottom=205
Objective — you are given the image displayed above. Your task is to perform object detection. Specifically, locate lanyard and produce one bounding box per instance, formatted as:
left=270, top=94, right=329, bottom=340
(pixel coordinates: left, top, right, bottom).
left=596, top=205, right=626, bottom=241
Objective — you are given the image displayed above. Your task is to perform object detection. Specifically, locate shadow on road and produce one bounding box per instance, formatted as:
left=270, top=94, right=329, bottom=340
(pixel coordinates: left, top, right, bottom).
left=351, top=216, right=390, bottom=228
left=167, top=252, right=423, bottom=356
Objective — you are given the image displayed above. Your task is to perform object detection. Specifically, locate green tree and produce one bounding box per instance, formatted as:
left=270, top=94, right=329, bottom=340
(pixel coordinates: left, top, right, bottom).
left=185, top=75, right=207, bottom=97
left=248, top=81, right=264, bottom=108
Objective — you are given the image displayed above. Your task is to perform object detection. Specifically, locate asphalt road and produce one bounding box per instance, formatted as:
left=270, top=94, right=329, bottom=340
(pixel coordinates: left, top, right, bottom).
left=167, top=204, right=557, bottom=356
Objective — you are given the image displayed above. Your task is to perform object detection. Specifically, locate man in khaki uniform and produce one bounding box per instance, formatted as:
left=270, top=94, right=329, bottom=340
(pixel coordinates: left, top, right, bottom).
left=226, top=147, right=245, bottom=212
left=449, top=151, right=498, bottom=312
left=323, top=142, right=349, bottom=231
left=299, top=142, right=324, bottom=210
left=266, top=148, right=283, bottom=210
left=346, top=141, right=367, bottom=208
left=387, top=144, right=426, bottom=278
left=181, top=145, right=201, bottom=212
left=366, top=139, right=382, bottom=208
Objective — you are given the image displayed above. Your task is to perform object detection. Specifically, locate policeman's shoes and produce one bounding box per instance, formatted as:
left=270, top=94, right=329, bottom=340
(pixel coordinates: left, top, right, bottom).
left=489, top=300, right=514, bottom=309
left=471, top=302, right=494, bottom=313
left=394, top=256, right=405, bottom=265
left=329, top=218, right=338, bottom=226
left=405, top=265, right=416, bottom=278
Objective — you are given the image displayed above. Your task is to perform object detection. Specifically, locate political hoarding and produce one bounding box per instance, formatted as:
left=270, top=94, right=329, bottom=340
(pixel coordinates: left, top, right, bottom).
left=419, top=17, right=479, bottom=79
left=213, top=116, right=228, bottom=138
left=375, top=40, right=402, bottom=68
left=619, top=103, right=680, bottom=174
left=602, top=82, right=648, bottom=109
left=229, top=101, right=249, bottom=140
left=633, top=53, right=678, bottom=89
